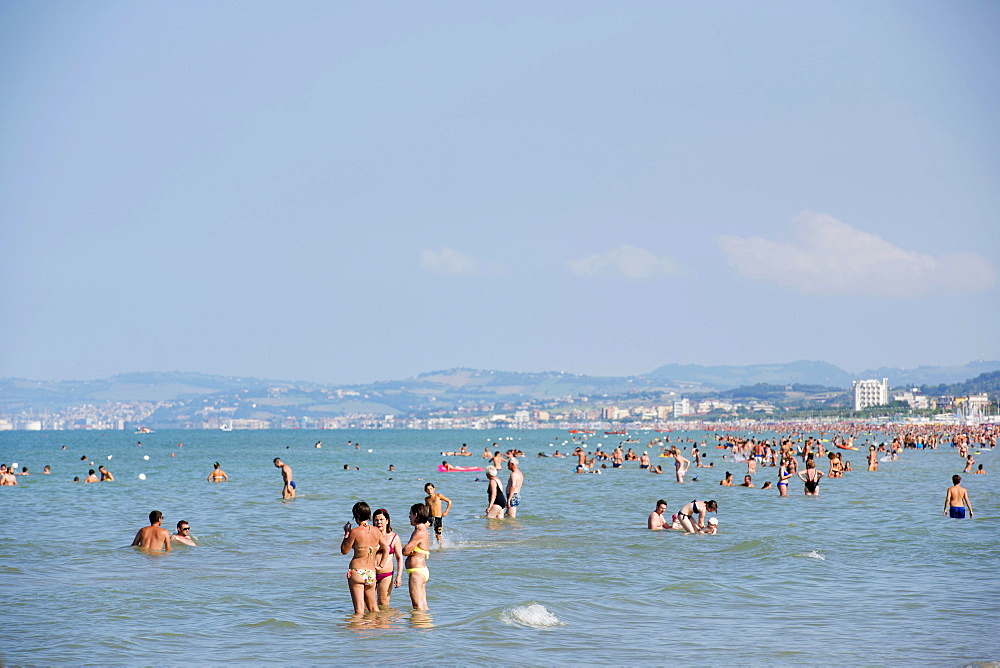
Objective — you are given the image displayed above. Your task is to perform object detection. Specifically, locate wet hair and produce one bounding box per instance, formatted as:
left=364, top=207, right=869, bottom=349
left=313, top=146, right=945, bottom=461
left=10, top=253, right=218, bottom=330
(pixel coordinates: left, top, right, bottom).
left=149, top=510, right=163, bottom=524
left=706, top=500, right=718, bottom=511
left=214, top=462, right=221, bottom=468
left=176, top=520, right=189, bottom=530
left=373, top=508, right=393, bottom=532
left=352, top=501, right=371, bottom=523
left=656, top=499, right=667, bottom=508
left=89, top=469, right=95, bottom=475
left=424, top=482, right=435, bottom=492
left=410, top=503, right=431, bottom=525
left=952, top=474, right=961, bottom=484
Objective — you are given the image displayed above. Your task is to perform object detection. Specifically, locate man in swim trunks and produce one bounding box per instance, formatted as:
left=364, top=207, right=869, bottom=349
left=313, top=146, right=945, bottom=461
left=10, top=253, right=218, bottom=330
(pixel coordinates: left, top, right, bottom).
left=648, top=499, right=669, bottom=530
left=132, top=510, right=171, bottom=551
left=943, top=474, right=973, bottom=519
left=423, top=482, right=452, bottom=543
left=506, top=457, right=523, bottom=518
left=273, top=457, right=295, bottom=499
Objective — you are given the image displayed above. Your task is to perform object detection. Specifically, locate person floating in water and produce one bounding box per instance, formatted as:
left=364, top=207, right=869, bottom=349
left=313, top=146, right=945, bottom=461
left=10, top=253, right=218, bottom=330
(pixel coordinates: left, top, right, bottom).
left=943, top=474, right=973, bottom=519
left=172, top=520, right=196, bottom=546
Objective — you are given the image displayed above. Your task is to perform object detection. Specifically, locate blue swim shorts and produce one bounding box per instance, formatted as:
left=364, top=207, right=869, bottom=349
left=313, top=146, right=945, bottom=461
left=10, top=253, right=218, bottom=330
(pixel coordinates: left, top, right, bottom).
left=949, top=506, right=965, bottom=519
left=509, top=493, right=520, bottom=507
left=289, top=480, right=297, bottom=490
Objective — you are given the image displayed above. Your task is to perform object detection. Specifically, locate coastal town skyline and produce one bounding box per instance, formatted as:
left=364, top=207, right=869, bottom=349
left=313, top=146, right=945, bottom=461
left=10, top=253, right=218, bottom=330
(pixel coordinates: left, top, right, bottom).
left=3, top=3, right=998, bottom=386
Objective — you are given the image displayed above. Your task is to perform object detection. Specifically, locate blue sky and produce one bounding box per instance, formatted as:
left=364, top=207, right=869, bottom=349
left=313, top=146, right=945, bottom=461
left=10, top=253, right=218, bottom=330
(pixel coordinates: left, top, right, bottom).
left=2, top=1, right=998, bottom=384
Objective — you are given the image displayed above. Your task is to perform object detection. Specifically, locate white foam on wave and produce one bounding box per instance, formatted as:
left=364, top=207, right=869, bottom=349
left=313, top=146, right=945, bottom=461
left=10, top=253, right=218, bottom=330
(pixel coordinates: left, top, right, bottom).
left=499, top=604, right=565, bottom=628
left=802, top=550, right=825, bottom=560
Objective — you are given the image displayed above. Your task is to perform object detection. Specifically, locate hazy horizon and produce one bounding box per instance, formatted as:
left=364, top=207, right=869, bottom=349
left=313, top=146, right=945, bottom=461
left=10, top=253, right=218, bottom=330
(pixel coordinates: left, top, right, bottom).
left=3, top=2, right=998, bottom=386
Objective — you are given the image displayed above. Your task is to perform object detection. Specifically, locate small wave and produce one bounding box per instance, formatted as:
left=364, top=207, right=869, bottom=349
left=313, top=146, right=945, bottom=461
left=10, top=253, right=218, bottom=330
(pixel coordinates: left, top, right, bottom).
left=239, top=618, right=301, bottom=629
left=499, top=604, right=565, bottom=628
left=797, top=550, right=826, bottom=561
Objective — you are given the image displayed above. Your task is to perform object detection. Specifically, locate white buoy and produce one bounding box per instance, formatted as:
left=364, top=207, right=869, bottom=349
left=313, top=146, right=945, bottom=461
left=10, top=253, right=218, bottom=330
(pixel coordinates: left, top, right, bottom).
left=143, top=455, right=150, bottom=460
left=367, top=448, right=373, bottom=453
left=138, top=473, right=146, bottom=480
left=107, top=455, right=113, bottom=460
left=11, top=462, right=18, bottom=468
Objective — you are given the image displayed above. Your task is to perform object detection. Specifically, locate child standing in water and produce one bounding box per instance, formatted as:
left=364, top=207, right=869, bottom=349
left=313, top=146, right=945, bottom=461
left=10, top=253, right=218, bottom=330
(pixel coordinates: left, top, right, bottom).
left=423, top=483, right=452, bottom=544
left=402, top=503, right=432, bottom=611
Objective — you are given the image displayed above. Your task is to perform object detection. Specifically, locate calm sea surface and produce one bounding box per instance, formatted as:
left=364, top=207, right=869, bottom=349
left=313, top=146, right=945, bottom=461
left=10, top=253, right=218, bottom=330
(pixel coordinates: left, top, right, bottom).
left=1, top=429, right=997, bottom=666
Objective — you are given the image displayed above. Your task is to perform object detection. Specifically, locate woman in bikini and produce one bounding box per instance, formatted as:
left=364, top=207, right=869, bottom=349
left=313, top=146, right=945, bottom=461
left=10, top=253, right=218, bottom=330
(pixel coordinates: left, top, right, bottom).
left=373, top=508, right=403, bottom=607
left=669, top=447, right=690, bottom=484
left=341, top=501, right=388, bottom=614
left=867, top=445, right=878, bottom=472
left=402, top=502, right=431, bottom=611
left=777, top=456, right=794, bottom=497
left=675, top=499, right=717, bottom=534
left=798, top=459, right=824, bottom=496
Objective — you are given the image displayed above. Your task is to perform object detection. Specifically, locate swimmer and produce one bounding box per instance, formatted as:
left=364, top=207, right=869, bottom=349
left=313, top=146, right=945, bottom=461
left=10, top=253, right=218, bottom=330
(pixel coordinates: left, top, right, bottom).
left=171, top=520, right=196, bottom=546
left=739, top=475, right=754, bottom=488
left=84, top=469, right=99, bottom=483
left=131, top=510, right=171, bottom=551
left=798, top=460, right=823, bottom=496
left=273, top=457, right=295, bottom=498
left=720, top=471, right=733, bottom=486
left=670, top=447, right=691, bottom=483
left=423, top=483, right=452, bottom=543
left=402, top=503, right=431, bottom=611
left=648, top=499, right=669, bottom=530
left=505, top=457, right=523, bottom=518
left=943, top=474, right=973, bottom=519
left=43, top=465, right=51, bottom=474
left=777, top=458, right=792, bottom=497
left=974, top=464, right=986, bottom=475
left=373, top=508, right=403, bottom=607
left=485, top=465, right=507, bottom=518
left=341, top=501, right=388, bottom=614
left=0, top=464, right=17, bottom=486
left=760, top=481, right=772, bottom=490
left=675, top=500, right=718, bottom=534
left=98, top=465, right=114, bottom=481
left=700, top=517, right=719, bottom=535
left=207, top=462, right=229, bottom=482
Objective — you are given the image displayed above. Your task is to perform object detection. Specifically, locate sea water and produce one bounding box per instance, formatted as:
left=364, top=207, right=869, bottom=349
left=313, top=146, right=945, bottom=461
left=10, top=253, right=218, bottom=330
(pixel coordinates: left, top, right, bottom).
left=0, top=429, right=997, bottom=666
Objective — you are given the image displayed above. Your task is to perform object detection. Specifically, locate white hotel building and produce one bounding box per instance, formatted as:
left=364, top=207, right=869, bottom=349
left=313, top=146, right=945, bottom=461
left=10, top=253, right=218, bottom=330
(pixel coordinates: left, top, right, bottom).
left=852, top=378, right=889, bottom=411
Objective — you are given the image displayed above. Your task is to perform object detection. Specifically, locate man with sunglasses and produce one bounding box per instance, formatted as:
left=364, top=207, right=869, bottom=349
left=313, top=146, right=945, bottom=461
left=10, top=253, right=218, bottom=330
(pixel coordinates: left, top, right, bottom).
left=172, top=520, right=197, bottom=546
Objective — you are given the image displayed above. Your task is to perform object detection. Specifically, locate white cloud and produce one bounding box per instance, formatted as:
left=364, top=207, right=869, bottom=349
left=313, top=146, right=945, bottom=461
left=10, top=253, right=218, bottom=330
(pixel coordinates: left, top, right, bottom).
left=420, top=247, right=502, bottom=276
left=568, top=245, right=682, bottom=280
left=717, top=211, right=996, bottom=297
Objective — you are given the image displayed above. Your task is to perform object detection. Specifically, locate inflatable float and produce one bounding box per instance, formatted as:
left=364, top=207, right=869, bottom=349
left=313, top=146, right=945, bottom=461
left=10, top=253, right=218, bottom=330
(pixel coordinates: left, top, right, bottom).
left=437, top=464, right=484, bottom=472
left=835, top=445, right=859, bottom=451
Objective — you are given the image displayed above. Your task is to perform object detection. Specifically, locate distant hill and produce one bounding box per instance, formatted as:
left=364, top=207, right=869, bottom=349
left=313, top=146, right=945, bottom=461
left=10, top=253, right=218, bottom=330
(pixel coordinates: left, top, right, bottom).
left=920, top=371, right=1000, bottom=397
left=858, top=361, right=1000, bottom=388
left=2, top=361, right=997, bottom=423
left=645, top=361, right=852, bottom=389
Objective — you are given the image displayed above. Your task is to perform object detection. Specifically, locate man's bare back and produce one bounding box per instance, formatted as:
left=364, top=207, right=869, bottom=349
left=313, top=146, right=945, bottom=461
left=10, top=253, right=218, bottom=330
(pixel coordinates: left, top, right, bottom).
left=132, top=511, right=171, bottom=551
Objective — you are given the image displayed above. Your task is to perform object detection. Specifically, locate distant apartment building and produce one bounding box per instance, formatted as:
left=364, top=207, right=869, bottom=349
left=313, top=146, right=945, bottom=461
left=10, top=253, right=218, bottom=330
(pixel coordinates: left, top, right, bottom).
left=893, top=390, right=932, bottom=410
left=852, top=378, right=889, bottom=411
left=673, top=398, right=693, bottom=417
